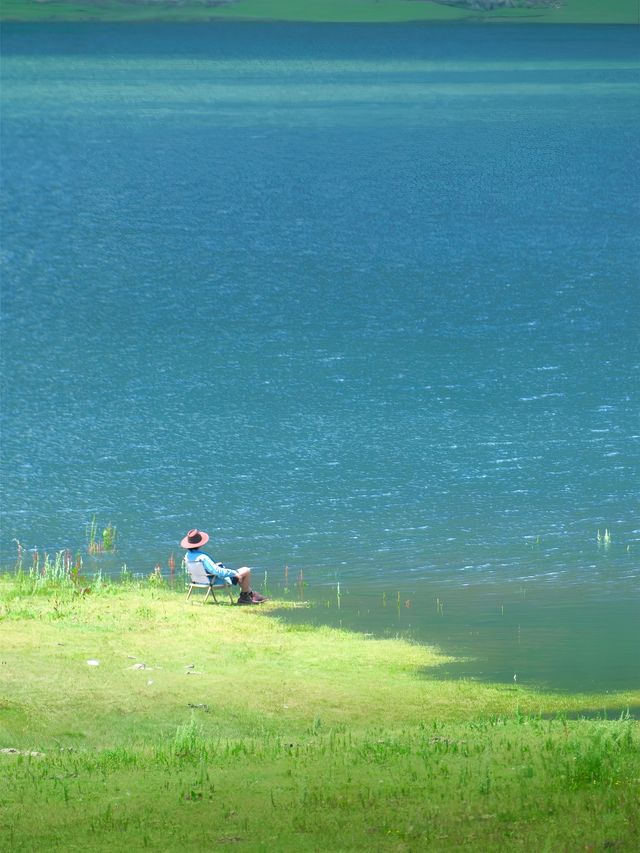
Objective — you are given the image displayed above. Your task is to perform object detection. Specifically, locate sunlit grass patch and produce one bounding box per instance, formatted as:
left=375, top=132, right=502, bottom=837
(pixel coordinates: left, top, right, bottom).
left=1, top=576, right=639, bottom=850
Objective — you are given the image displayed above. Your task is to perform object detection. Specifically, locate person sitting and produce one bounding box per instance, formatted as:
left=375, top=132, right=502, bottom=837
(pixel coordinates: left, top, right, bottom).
left=180, top=528, right=267, bottom=605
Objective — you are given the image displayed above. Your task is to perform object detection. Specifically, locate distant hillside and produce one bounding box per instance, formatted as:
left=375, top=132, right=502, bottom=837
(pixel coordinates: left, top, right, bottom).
left=1, top=0, right=637, bottom=24
left=433, top=0, right=560, bottom=8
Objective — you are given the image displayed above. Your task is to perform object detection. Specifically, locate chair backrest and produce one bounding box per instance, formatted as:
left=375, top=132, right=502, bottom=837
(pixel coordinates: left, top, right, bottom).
left=185, top=557, right=211, bottom=585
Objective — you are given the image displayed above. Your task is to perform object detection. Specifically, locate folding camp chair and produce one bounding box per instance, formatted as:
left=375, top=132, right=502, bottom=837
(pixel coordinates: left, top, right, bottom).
left=185, top=558, right=235, bottom=605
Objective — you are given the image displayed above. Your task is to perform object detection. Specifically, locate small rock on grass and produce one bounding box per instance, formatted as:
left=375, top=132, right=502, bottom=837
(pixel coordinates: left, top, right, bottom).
left=1, top=748, right=45, bottom=757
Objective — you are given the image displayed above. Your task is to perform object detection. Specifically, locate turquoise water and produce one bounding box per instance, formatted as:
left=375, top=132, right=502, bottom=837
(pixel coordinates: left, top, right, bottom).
left=1, top=23, right=638, bottom=692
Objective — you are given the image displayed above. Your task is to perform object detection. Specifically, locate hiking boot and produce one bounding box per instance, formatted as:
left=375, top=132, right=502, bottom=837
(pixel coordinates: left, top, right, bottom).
left=237, top=591, right=258, bottom=606
left=251, top=591, right=268, bottom=603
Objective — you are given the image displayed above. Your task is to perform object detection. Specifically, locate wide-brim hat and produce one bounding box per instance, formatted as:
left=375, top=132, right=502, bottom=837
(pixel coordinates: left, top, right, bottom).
left=180, top=528, right=209, bottom=549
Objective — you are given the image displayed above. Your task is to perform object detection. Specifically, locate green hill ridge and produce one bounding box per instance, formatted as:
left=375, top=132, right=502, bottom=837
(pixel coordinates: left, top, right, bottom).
left=1, top=0, right=638, bottom=23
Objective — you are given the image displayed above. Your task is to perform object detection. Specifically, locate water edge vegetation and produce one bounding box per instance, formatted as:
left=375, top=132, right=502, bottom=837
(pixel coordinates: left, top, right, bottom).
left=0, top=566, right=638, bottom=851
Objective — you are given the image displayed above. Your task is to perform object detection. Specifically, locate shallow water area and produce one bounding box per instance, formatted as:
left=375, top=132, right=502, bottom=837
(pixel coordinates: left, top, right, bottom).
left=1, top=22, right=638, bottom=695
left=265, top=557, right=639, bottom=693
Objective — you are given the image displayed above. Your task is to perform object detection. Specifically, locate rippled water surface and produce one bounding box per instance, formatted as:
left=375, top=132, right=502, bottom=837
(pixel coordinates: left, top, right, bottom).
left=1, top=23, right=638, bottom=692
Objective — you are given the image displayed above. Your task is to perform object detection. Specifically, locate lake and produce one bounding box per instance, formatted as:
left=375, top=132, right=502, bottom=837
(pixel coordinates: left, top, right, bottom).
left=1, top=22, right=638, bottom=693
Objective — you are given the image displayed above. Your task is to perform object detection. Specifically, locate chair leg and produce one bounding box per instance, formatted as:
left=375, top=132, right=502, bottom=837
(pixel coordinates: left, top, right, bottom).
left=210, top=588, right=218, bottom=605
left=202, top=587, right=212, bottom=605
left=186, top=585, right=194, bottom=601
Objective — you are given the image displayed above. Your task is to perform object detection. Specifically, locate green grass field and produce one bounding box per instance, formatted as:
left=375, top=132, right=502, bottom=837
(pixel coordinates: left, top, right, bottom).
left=1, top=568, right=639, bottom=851
left=1, top=0, right=638, bottom=23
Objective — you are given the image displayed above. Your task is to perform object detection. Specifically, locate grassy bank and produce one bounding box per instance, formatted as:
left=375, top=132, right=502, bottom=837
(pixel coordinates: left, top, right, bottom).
left=1, top=0, right=638, bottom=24
left=1, top=572, right=639, bottom=851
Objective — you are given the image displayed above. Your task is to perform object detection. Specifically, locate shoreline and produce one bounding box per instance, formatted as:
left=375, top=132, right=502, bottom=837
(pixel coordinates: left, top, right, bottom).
left=2, top=571, right=638, bottom=714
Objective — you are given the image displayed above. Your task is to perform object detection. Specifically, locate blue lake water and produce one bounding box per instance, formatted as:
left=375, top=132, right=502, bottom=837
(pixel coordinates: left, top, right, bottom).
left=1, top=22, right=638, bottom=693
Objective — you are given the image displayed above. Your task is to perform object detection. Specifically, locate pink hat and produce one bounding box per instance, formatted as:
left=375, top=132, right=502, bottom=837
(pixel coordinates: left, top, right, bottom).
left=180, top=528, right=209, bottom=549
